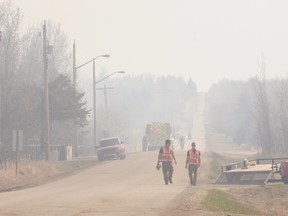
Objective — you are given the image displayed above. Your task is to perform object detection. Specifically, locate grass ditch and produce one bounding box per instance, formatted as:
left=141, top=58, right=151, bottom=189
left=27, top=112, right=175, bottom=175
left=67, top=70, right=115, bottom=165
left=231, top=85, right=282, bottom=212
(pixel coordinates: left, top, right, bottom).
left=207, top=152, right=224, bottom=180
left=204, top=152, right=260, bottom=215
left=202, top=189, right=259, bottom=215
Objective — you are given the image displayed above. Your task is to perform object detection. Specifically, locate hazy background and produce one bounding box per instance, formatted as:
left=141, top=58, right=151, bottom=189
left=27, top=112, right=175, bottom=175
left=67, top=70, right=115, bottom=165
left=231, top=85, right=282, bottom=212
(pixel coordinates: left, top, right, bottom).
left=1, top=0, right=288, bottom=158
left=12, top=0, right=288, bottom=92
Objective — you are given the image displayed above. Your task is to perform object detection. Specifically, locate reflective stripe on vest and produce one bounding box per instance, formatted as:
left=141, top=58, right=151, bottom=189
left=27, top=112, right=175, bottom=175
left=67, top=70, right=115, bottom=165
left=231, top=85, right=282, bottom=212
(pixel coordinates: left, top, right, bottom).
left=188, top=149, right=200, bottom=165
left=159, top=146, right=173, bottom=162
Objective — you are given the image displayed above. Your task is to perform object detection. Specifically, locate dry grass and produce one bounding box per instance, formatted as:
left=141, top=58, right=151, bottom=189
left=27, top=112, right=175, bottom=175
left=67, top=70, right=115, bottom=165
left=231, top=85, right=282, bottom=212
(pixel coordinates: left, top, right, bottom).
left=0, top=161, right=59, bottom=191
left=0, top=158, right=97, bottom=192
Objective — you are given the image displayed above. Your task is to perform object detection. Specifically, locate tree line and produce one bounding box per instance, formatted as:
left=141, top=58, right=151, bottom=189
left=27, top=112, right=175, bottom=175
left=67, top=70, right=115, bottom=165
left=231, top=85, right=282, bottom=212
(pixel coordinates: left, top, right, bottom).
left=207, top=72, right=288, bottom=157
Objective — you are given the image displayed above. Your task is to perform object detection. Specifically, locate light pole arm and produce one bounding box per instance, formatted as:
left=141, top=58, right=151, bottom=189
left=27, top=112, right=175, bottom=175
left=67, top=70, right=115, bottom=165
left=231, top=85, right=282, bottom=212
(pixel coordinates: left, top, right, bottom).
left=95, top=71, right=125, bottom=85
left=76, top=58, right=95, bottom=69
left=76, top=54, right=110, bottom=70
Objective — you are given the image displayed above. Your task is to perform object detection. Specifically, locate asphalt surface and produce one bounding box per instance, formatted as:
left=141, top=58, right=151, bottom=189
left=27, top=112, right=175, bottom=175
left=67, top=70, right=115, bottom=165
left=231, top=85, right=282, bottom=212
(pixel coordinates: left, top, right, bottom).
left=0, top=93, right=207, bottom=216
left=0, top=150, right=191, bottom=216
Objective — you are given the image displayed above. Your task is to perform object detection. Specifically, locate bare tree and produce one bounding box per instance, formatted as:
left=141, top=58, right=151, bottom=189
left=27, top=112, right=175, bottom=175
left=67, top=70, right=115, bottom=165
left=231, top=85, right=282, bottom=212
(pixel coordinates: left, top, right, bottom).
left=0, top=0, right=23, bottom=153
left=272, top=80, right=288, bottom=152
left=252, top=54, right=273, bottom=156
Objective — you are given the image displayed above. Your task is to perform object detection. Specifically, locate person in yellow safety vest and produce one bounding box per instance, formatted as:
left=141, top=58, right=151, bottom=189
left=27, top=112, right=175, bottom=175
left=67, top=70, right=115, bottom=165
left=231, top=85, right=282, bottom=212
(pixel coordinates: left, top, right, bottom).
left=185, top=142, right=201, bottom=185
left=157, top=139, right=177, bottom=185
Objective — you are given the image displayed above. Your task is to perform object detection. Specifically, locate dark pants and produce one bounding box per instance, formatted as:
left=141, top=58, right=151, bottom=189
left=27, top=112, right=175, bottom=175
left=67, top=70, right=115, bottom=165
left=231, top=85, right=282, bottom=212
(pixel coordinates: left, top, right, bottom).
left=188, top=164, right=199, bottom=185
left=162, top=161, right=173, bottom=184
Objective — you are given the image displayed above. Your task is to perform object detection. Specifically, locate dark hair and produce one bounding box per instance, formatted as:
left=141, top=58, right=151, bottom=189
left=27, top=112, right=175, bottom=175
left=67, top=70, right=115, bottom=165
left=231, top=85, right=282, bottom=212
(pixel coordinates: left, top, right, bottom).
left=191, top=142, right=196, bottom=146
left=165, top=139, right=171, bottom=145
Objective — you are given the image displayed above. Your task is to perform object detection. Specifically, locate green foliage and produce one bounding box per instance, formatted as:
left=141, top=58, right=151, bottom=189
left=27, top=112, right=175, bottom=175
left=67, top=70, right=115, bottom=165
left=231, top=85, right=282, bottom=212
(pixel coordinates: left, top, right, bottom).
left=48, top=74, right=90, bottom=126
left=202, top=189, right=259, bottom=215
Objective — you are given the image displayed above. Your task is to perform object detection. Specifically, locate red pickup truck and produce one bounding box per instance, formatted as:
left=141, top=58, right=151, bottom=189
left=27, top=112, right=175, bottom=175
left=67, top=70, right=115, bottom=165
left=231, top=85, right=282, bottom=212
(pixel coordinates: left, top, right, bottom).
left=96, top=137, right=126, bottom=162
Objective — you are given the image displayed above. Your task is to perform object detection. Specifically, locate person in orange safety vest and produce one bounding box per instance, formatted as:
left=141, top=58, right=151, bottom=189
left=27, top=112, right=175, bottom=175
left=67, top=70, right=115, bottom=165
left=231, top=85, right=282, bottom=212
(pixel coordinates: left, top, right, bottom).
left=185, top=142, right=201, bottom=185
left=157, top=139, right=177, bottom=185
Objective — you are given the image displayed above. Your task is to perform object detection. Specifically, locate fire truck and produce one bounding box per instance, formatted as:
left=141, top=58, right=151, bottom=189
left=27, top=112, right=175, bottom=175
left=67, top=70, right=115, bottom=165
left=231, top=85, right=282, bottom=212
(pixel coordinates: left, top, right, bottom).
left=143, top=122, right=172, bottom=151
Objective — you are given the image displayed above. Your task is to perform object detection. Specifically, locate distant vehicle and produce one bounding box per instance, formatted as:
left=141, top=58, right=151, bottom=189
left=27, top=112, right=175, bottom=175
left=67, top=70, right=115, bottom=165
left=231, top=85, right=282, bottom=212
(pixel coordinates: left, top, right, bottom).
left=280, top=161, right=288, bottom=184
left=96, top=137, right=126, bottom=161
left=144, top=122, right=172, bottom=151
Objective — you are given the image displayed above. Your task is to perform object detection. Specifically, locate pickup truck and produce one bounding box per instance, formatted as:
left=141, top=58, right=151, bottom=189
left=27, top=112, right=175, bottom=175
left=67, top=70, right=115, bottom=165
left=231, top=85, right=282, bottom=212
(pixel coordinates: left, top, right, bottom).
left=96, top=137, right=126, bottom=161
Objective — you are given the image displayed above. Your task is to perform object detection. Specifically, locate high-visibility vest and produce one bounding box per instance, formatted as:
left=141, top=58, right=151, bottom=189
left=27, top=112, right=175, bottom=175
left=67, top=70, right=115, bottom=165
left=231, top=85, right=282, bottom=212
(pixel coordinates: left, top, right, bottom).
left=188, top=149, right=200, bottom=165
left=159, top=146, right=173, bottom=162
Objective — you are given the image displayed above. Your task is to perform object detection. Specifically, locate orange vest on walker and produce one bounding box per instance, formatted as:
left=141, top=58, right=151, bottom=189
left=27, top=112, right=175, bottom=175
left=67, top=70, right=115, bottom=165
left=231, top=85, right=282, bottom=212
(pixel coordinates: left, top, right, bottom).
left=159, top=146, right=173, bottom=162
left=188, top=149, right=200, bottom=165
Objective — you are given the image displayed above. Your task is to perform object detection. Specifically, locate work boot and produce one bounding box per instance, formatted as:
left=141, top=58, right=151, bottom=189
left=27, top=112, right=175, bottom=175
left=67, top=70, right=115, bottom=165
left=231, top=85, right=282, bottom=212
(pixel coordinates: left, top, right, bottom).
left=165, top=181, right=168, bottom=185
left=169, top=179, right=173, bottom=184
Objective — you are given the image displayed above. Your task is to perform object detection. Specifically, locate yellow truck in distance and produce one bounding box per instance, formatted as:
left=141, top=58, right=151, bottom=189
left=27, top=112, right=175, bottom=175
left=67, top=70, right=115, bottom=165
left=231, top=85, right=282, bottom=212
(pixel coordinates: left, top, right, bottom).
left=143, top=122, right=172, bottom=151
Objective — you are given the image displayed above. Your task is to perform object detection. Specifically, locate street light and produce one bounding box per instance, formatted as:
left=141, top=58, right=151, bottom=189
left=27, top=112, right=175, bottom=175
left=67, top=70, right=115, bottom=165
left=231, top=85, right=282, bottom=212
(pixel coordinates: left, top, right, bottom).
left=76, top=54, right=110, bottom=70
left=75, top=54, right=110, bottom=151
left=95, top=71, right=125, bottom=84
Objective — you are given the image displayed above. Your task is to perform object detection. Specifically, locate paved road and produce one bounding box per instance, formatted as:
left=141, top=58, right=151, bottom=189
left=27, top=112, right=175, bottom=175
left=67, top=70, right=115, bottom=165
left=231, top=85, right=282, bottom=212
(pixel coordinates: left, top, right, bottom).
left=0, top=151, right=190, bottom=216
left=0, top=93, right=208, bottom=216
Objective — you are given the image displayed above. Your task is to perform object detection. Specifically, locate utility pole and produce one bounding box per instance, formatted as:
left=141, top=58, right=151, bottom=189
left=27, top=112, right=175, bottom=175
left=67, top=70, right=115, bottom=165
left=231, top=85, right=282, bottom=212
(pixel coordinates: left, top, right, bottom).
left=75, top=55, right=110, bottom=149
left=73, top=41, right=76, bottom=87
left=96, top=85, right=114, bottom=122
left=43, top=21, right=50, bottom=161
left=73, top=41, right=78, bottom=157
left=93, top=60, right=96, bottom=148
left=0, top=29, right=2, bottom=149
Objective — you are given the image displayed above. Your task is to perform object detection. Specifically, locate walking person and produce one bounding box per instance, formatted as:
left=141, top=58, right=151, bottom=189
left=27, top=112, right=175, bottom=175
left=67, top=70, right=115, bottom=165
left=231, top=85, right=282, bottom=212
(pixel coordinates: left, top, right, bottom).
left=179, top=135, right=185, bottom=150
left=157, top=139, right=177, bottom=185
left=185, top=142, right=201, bottom=185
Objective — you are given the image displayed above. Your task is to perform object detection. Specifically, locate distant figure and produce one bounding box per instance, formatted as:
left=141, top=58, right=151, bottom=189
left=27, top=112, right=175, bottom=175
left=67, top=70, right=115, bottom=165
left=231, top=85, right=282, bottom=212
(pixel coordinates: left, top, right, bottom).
left=185, top=142, right=201, bottom=185
left=179, top=135, right=185, bottom=150
left=188, top=132, right=191, bottom=140
left=142, top=135, right=148, bottom=151
left=157, top=139, right=177, bottom=185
